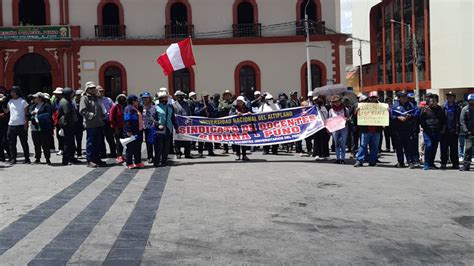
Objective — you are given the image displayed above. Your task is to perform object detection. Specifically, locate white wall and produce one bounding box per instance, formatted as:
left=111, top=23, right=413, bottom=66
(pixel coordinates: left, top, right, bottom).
left=430, top=0, right=474, bottom=89
left=350, top=0, right=380, bottom=66
left=2, top=0, right=13, bottom=26
left=79, top=41, right=334, bottom=97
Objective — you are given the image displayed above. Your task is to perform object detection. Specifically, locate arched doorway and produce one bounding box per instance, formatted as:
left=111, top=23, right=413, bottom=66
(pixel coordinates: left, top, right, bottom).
left=301, top=60, right=327, bottom=97
left=14, top=53, right=52, bottom=95
left=99, top=61, right=127, bottom=100
left=19, top=0, right=46, bottom=25
left=234, top=61, right=261, bottom=99
left=233, top=0, right=259, bottom=37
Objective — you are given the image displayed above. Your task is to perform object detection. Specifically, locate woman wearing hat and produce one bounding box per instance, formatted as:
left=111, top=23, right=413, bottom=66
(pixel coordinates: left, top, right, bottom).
left=141, top=92, right=156, bottom=164
left=110, top=94, right=127, bottom=164
left=153, top=91, right=177, bottom=167
left=230, top=96, right=251, bottom=161
left=328, top=94, right=350, bottom=164
left=29, top=92, right=53, bottom=165
left=123, top=94, right=144, bottom=169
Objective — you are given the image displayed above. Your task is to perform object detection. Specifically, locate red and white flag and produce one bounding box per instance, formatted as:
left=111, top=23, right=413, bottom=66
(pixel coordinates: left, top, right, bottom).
left=157, top=38, right=196, bottom=76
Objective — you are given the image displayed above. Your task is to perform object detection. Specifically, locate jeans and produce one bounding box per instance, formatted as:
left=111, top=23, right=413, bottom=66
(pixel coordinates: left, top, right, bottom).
left=100, top=122, right=116, bottom=157
left=459, top=134, right=466, bottom=158
left=440, top=132, right=459, bottom=166
left=423, top=131, right=440, bottom=167
left=32, top=131, right=51, bottom=160
left=393, top=131, right=414, bottom=164
left=7, top=125, right=30, bottom=161
left=356, top=132, right=381, bottom=164
left=86, top=127, right=103, bottom=163
left=154, top=133, right=171, bottom=165
left=463, top=134, right=473, bottom=169
left=144, top=128, right=154, bottom=160
left=332, top=127, right=348, bottom=160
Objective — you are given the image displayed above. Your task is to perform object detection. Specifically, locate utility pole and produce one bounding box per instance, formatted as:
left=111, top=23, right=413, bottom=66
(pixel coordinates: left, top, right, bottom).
left=358, top=39, right=363, bottom=92
left=305, top=0, right=312, bottom=95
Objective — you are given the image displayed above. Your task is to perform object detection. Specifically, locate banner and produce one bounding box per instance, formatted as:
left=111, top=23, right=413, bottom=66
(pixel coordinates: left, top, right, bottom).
left=175, top=106, right=325, bottom=146
left=0, top=26, right=71, bottom=40
left=357, top=103, right=390, bottom=126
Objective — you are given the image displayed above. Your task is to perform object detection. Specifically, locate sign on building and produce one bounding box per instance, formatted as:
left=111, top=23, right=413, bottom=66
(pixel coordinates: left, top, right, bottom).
left=0, top=26, right=71, bottom=40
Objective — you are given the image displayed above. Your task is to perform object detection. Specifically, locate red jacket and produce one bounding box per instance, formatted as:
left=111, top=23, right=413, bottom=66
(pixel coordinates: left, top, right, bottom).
left=109, top=104, right=124, bottom=129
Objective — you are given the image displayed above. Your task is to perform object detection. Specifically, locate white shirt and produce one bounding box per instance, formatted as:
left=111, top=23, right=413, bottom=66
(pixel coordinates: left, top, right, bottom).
left=258, top=102, right=280, bottom=113
left=8, top=98, right=29, bottom=126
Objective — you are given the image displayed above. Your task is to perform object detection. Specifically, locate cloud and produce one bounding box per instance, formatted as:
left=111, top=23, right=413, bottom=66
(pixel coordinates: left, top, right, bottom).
left=341, top=0, right=352, bottom=33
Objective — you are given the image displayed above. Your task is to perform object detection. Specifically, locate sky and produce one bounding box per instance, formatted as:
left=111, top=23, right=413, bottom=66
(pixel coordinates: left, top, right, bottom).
left=341, top=0, right=352, bottom=34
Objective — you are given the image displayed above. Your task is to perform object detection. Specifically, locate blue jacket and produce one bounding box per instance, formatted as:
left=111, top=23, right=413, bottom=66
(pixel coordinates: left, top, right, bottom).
left=123, top=105, right=141, bottom=138
left=195, top=100, right=218, bottom=118
left=391, top=101, right=417, bottom=132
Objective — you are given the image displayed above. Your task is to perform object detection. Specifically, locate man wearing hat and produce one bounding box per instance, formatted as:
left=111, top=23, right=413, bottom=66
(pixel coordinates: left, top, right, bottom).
left=390, top=91, right=418, bottom=168
left=251, top=91, right=264, bottom=111
left=440, top=91, right=461, bottom=169
left=187, top=91, right=198, bottom=115
left=419, top=94, right=446, bottom=170
left=57, top=88, right=80, bottom=165
left=79, top=82, right=107, bottom=167
left=5, top=86, right=30, bottom=164
left=0, top=92, right=10, bottom=162
left=173, top=90, right=192, bottom=159
left=153, top=91, right=177, bottom=166
left=259, top=94, right=281, bottom=155
left=29, top=92, right=53, bottom=165
left=459, top=93, right=474, bottom=171
left=141, top=92, right=156, bottom=164
left=195, top=92, right=217, bottom=157
left=288, top=91, right=304, bottom=155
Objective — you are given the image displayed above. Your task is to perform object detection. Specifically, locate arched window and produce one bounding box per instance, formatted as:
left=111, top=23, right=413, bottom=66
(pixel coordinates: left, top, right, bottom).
left=234, top=61, right=261, bottom=98
left=233, top=0, right=260, bottom=37
left=296, top=0, right=323, bottom=35
left=165, top=0, right=193, bottom=38
left=168, top=67, right=195, bottom=95
left=96, top=0, right=125, bottom=38
left=301, top=60, right=327, bottom=97
left=99, top=61, right=127, bottom=100
left=13, top=0, right=50, bottom=26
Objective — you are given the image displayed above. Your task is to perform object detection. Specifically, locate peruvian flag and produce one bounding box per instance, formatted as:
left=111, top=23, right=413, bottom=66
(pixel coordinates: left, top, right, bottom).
left=157, top=38, right=196, bottom=76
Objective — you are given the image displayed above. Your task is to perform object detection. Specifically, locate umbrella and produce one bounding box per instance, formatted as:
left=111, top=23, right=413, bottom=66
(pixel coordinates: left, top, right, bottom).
left=312, top=84, right=347, bottom=96
left=341, top=91, right=358, bottom=105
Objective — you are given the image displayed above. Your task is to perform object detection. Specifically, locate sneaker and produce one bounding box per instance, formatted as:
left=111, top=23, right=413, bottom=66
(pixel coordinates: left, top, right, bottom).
left=56, top=150, right=63, bottom=156
left=423, top=165, right=430, bottom=171
left=135, top=163, right=145, bottom=168
left=242, top=155, right=250, bottom=161
left=440, top=164, right=447, bottom=170
left=299, top=153, right=305, bottom=157
left=459, top=157, right=464, bottom=162
left=395, top=163, right=406, bottom=168
left=354, top=161, right=363, bottom=167
left=127, top=164, right=137, bottom=169
left=314, top=156, right=320, bottom=161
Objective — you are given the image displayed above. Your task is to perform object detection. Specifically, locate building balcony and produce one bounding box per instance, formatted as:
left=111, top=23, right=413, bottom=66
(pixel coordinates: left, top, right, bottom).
left=232, top=23, right=262, bottom=38
left=165, top=24, right=194, bottom=39
left=296, top=20, right=326, bottom=36
left=95, top=25, right=126, bottom=39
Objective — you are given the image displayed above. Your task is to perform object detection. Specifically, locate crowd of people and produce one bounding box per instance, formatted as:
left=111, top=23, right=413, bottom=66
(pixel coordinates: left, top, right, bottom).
left=0, top=83, right=473, bottom=171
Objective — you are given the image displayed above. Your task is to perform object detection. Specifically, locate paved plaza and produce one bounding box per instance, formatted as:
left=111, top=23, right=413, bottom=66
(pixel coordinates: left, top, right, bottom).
left=0, top=144, right=473, bottom=265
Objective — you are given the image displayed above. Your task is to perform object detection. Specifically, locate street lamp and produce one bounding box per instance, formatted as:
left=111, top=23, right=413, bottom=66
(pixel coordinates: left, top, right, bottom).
left=390, top=19, right=420, bottom=103
left=304, top=0, right=312, bottom=96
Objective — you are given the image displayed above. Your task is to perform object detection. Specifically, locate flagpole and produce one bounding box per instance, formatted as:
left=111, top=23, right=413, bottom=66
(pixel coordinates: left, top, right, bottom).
left=189, top=36, right=197, bottom=93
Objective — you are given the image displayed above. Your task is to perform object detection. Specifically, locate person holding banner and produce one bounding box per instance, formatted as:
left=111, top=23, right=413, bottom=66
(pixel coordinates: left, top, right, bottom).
left=173, top=90, right=192, bottom=159
left=195, top=92, right=217, bottom=157
left=123, top=95, right=144, bottom=169
left=229, top=96, right=252, bottom=161
left=218, top=90, right=234, bottom=154
left=141, top=92, right=156, bottom=164
left=153, top=91, right=177, bottom=167
left=354, top=92, right=384, bottom=167
left=328, top=95, right=350, bottom=164
left=259, top=94, right=280, bottom=155
left=312, top=95, right=330, bottom=160
left=419, top=94, right=446, bottom=170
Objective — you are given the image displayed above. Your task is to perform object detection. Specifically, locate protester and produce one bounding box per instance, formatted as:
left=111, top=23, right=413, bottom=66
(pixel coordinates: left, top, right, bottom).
left=4, top=86, right=30, bottom=164
left=123, top=94, right=144, bottom=169
left=110, top=94, right=127, bottom=164
left=230, top=96, right=251, bottom=161
left=73, top=90, right=85, bottom=159
left=419, top=94, right=446, bottom=170
left=187, top=92, right=198, bottom=115
left=259, top=93, right=280, bottom=155
left=173, top=90, right=192, bottom=159
left=380, top=97, right=394, bottom=152
left=58, top=88, right=80, bottom=165
left=52, top=87, right=64, bottom=155
left=141, top=92, right=156, bottom=164
left=288, top=91, right=304, bottom=155
left=440, top=91, right=461, bottom=169
left=251, top=91, right=263, bottom=112
left=312, top=95, right=330, bottom=160
left=97, top=86, right=116, bottom=159
left=195, top=92, right=216, bottom=157
left=459, top=93, right=474, bottom=171
left=0, top=92, right=10, bottom=162
left=391, top=91, right=417, bottom=168
left=328, top=95, right=349, bottom=164
left=354, top=92, right=383, bottom=167
left=29, top=92, right=53, bottom=165
left=153, top=91, right=176, bottom=167
left=79, top=82, right=106, bottom=168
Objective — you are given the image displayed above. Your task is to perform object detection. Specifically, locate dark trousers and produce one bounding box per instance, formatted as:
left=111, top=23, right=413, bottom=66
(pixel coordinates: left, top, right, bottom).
left=305, top=135, right=314, bottom=155
left=0, top=126, right=10, bottom=160
left=295, top=141, right=303, bottom=153
left=440, top=132, right=459, bottom=166
left=423, top=131, right=440, bottom=167
left=62, top=127, right=76, bottom=164
left=154, top=134, right=171, bottom=165
left=7, top=125, right=30, bottom=161
left=32, top=131, right=51, bottom=160
left=313, top=130, right=330, bottom=157
left=463, top=134, right=473, bottom=169
left=233, top=145, right=247, bottom=157
left=100, top=122, right=116, bottom=157
left=114, top=128, right=124, bottom=157
left=75, top=129, right=83, bottom=157
left=144, top=128, right=154, bottom=160
left=56, top=126, right=64, bottom=151
left=351, top=126, right=360, bottom=155
left=198, top=142, right=213, bottom=155
left=175, top=140, right=191, bottom=157
left=393, top=131, right=414, bottom=164
left=263, top=145, right=278, bottom=154
left=382, top=127, right=393, bottom=150
left=126, top=137, right=142, bottom=165
left=86, top=127, right=103, bottom=163
left=49, top=129, right=55, bottom=150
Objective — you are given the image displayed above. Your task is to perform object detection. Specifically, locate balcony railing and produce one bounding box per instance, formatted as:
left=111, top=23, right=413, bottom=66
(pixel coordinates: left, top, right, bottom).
left=296, top=20, right=326, bottom=36
left=95, top=25, right=126, bottom=39
left=232, top=23, right=262, bottom=37
left=165, top=24, right=194, bottom=39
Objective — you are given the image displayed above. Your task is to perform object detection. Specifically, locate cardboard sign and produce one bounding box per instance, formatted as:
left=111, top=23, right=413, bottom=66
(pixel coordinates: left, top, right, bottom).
left=325, top=116, right=347, bottom=133
left=357, top=103, right=390, bottom=126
